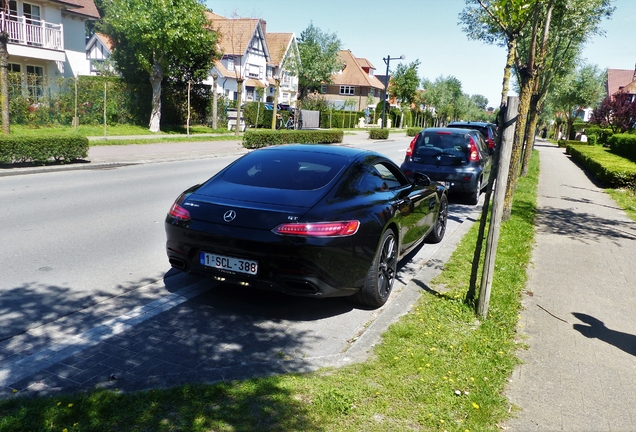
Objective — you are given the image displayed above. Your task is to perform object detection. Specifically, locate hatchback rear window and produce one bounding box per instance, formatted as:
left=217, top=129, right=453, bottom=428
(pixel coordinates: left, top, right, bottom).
left=220, top=149, right=349, bottom=190
left=412, top=133, right=469, bottom=165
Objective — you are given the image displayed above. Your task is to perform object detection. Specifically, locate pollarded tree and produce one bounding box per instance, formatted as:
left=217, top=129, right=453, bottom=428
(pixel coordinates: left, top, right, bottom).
left=389, top=60, right=421, bottom=127
left=103, top=0, right=218, bottom=132
left=551, top=63, right=605, bottom=139
left=297, top=22, right=343, bottom=100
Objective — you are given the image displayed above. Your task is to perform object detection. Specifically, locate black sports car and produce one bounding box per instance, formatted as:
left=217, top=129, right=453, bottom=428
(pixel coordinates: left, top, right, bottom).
left=165, top=144, right=448, bottom=308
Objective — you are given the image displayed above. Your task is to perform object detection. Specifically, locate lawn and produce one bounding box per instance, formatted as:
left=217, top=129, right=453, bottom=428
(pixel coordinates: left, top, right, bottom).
left=0, top=153, right=541, bottom=432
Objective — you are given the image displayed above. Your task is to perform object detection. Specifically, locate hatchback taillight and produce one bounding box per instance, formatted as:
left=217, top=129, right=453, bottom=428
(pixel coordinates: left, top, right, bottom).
left=168, top=195, right=191, bottom=221
left=273, top=220, right=360, bottom=237
left=406, top=133, right=419, bottom=157
left=468, top=136, right=480, bottom=162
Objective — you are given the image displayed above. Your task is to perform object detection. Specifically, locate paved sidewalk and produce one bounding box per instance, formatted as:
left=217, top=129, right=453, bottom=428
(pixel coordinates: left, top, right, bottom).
left=504, top=141, right=636, bottom=431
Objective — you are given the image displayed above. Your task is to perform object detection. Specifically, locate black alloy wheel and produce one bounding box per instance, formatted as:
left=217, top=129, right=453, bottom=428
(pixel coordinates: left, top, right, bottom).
left=426, top=194, right=448, bottom=244
left=353, top=229, right=397, bottom=308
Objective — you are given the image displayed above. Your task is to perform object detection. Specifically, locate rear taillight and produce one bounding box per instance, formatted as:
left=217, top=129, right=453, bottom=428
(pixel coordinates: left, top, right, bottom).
left=168, top=195, right=191, bottom=221
left=406, top=133, right=419, bottom=157
left=486, top=138, right=495, bottom=149
left=468, top=136, right=480, bottom=162
left=273, top=220, right=360, bottom=237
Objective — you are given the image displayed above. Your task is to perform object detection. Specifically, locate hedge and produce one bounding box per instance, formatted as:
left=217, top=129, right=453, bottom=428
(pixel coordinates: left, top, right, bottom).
left=0, top=134, right=89, bottom=165
left=608, top=133, right=636, bottom=162
left=242, top=129, right=344, bottom=149
left=566, top=143, right=636, bottom=190
left=369, top=129, right=389, bottom=140
left=406, top=127, right=421, bottom=137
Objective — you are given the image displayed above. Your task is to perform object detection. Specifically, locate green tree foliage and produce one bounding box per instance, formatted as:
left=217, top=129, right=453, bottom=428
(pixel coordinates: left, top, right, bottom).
left=297, top=22, right=343, bottom=100
left=422, top=75, right=468, bottom=125
left=103, top=0, right=218, bottom=132
left=550, top=63, right=606, bottom=139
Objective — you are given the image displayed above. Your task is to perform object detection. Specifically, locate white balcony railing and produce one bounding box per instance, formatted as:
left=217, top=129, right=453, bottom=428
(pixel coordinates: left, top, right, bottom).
left=1, top=13, right=63, bottom=51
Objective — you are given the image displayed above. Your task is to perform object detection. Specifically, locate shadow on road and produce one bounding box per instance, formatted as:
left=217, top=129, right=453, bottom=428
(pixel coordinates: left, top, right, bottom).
left=572, top=312, right=636, bottom=357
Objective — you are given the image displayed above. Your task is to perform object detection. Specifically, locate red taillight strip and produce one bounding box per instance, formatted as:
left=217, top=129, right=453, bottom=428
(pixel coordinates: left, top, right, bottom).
left=468, top=136, right=480, bottom=162
left=406, top=133, right=419, bottom=157
left=273, top=220, right=360, bottom=237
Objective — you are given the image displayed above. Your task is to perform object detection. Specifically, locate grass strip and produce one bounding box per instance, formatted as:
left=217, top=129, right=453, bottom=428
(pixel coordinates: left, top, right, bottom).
left=0, top=152, right=540, bottom=432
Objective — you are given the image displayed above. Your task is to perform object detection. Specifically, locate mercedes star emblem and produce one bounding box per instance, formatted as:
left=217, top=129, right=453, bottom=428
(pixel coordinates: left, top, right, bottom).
left=223, top=210, right=237, bottom=222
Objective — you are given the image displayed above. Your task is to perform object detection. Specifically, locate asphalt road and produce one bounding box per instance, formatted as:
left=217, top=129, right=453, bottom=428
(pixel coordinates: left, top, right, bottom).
left=0, top=138, right=475, bottom=342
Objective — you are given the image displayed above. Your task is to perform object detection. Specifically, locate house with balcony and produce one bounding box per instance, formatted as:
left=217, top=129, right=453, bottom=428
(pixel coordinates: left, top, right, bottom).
left=265, top=32, right=299, bottom=106
left=3, top=0, right=100, bottom=99
left=204, top=12, right=270, bottom=103
left=320, top=50, right=385, bottom=112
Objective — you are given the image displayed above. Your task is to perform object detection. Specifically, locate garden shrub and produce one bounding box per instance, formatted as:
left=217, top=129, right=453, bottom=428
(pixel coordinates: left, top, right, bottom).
left=0, top=134, right=89, bottom=164
left=369, top=129, right=389, bottom=139
left=243, top=129, right=343, bottom=149
left=567, top=144, right=636, bottom=190
left=609, top=133, right=636, bottom=162
left=406, top=127, right=421, bottom=137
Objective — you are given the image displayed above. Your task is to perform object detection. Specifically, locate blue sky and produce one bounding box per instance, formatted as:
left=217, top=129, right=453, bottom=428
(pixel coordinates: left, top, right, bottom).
left=206, top=0, right=636, bottom=109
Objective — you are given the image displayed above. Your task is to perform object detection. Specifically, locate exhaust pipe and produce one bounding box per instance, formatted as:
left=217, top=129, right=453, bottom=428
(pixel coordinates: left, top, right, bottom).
left=169, top=257, right=187, bottom=270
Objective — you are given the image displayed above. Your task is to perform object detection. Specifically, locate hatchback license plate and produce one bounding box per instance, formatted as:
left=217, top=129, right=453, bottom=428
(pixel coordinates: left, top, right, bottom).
left=200, top=252, right=258, bottom=275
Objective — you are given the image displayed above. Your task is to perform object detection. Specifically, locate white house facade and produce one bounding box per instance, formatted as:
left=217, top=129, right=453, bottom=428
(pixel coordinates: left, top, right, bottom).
left=204, top=12, right=270, bottom=103
left=3, top=0, right=99, bottom=99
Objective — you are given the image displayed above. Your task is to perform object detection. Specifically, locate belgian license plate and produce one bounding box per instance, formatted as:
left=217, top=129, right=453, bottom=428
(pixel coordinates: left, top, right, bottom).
left=200, top=252, right=258, bottom=275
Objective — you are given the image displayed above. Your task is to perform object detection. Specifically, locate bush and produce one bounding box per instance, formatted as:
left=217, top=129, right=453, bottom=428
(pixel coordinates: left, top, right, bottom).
left=0, top=134, right=89, bottom=164
left=566, top=144, right=636, bottom=189
left=369, top=129, right=389, bottom=140
left=585, top=125, right=614, bottom=146
left=609, top=133, right=636, bottom=162
left=320, top=110, right=364, bottom=129
left=243, top=129, right=343, bottom=149
left=242, top=102, right=275, bottom=129
left=406, top=127, right=421, bottom=137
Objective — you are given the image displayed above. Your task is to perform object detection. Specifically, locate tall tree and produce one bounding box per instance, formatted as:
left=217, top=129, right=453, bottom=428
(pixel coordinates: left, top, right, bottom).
left=389, top=60, right=421, bottom=127
left=0, top=0, right=10, bottom=134
left=103, top=0, right=218, bottom=132
left=551, top=63, right=606, bottom=138
left=297, top=22, right=343, bottom=100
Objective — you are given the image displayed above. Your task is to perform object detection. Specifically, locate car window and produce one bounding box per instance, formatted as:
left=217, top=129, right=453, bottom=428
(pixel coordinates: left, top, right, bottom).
left=412, top=133, right=469, bottom=165
left=219, top=150, right=349, bottom=191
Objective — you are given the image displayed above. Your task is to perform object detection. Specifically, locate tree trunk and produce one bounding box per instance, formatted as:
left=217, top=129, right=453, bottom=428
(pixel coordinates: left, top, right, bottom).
left=0, top=31, right=10, bottom=134
left=520, top=96, right=542, bottom=177
left=235, top=78, right=243, bottom=137
left=148, top=61, right=163, bottom=133
left=502, top=73, right=533, bottom=221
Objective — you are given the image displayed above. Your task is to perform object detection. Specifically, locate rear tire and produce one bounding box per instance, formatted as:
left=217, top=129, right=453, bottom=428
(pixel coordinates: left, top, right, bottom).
left=352, top=229, right=397, bottom=308
left=468, top=178, right=482, bottom=205
left=426, top=194, right=448, bottom=243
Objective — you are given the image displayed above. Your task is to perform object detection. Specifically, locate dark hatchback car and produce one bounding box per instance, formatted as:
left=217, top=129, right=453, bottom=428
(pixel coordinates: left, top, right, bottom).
left=447, top=121, right=498, bottom=150
left=401, top=127, right=493, bottom=205
left=166, top=144, right=448, bottom=308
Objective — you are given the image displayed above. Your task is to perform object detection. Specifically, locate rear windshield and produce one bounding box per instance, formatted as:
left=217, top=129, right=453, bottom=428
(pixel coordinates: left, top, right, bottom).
left=412, top=133, right=469, bottom=165
left=219, top=149, right=349, bottom=190
left=448, top=124, right=489, bottom=138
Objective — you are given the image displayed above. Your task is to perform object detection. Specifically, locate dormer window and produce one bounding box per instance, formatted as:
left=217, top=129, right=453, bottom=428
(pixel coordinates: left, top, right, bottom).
left=227, top=57, right=235, bottom=72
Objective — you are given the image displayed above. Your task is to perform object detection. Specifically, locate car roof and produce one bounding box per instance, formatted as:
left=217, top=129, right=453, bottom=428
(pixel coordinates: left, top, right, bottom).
left=448, top=121, right=494, bottom=126
left=419, top=127, right=482, bottom=136
left=255, top=144, right=375, bottom=158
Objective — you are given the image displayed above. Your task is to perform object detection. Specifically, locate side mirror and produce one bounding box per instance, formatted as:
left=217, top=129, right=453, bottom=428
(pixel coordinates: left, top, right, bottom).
left=413, top=171, right=431, bottom=186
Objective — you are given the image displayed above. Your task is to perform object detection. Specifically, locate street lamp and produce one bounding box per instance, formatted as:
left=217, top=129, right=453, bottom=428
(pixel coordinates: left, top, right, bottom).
left=381, top=54, right=405, bottom=129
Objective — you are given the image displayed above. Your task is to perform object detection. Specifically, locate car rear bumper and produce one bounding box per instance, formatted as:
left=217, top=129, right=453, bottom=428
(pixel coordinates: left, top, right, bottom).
left=165, top=222, right=375, bottom=298
left=401, top=162, right=481, bottom=193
